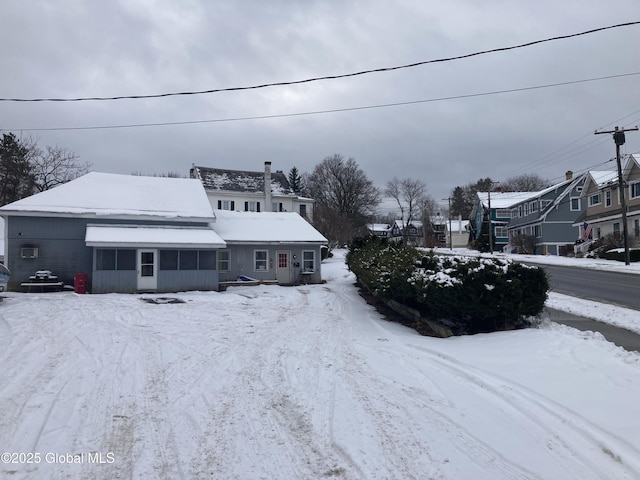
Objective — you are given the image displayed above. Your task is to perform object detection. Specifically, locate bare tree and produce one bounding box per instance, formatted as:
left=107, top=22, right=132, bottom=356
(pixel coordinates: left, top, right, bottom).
left=32, top=145, right=90, bottom=192
left=385, top=177, right=428, bottom=243
left=306, top=154, right=380, bottom=245
left=500, top=173, right=550, bottom=192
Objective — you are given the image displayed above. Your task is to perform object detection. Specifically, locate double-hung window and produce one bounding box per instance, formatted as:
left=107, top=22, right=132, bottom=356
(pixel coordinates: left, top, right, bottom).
left=631, top=182, right=640, bottom=199
left=570, top=197, right=581, bottom=211
left=302, top=251, right=315, bottom=272
left=604, top=190, right=612, bottom=207
left=218, top=250, right=230, bottom=272
left=254, top=250, right=268, bottom=271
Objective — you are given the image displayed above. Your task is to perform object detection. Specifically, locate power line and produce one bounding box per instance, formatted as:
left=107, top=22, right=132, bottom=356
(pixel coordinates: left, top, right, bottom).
left=6, top=71, right=640, bottom=132
left=2, top=21, right=639, bottom=103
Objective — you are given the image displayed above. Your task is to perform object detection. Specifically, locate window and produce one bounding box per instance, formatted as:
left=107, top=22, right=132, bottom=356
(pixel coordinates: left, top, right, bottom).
left=511, top=208, right=518, bottom=218
left=540, top=200, right=552, bottom=210
left=20, top=247, right=39, bottom=259
left=570, top=197, right=581, bottom=211
left=272, top=202, right=283, bottom=212
left=523, top=203, right=529, bottom=216
left=533, top=225, right=541, bottom=238
left=494, top=226, right=508, bottom=238
left=217, top=200, right=235, bottom=211
left=631, top=182, right=640, bottom=199
left=96, top=249, right=135, bottom=271
left=198, top=251, right=216, bottom=270
left=635, top=219, right=640, bottom=238
left=604, top=190, right=612, bottom=207
left=496, top=209, right=510, bottom=218
left=589, top=193, right=601, bottom=206
left=254, top=250, right=268, bottom=271
left=613, top=222, right=621, bottom=237
left=160, top=250, right=178, bottom=270
left=218, top=250, right=230, bottom=272
left=299, top=204, right=307, bottom=217
left=160, top=250, right=216, bottom=271
left=245, top=201, right=261, bottom=212
left=179, top=250, right=198, bottom=270
left=530, top=201, right=538, bottom=213
left=302, top=251, right=315, bottom=272
left=96, top=249, right=116, bottom=270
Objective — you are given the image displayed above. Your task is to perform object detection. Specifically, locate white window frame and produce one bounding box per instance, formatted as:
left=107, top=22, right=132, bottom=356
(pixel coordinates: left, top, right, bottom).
left=495, top=209, right=510, bottom=218
left=302, top=250, right=315, bottom=272
left=540, top=200, right=552, bottom=210
left=218, top=250, right=230, bottom=272
left=533, top=225, right=541, bottom=238
left=494, top=226, right=508, bottom=238
left=530, top=201, right=538, bottom=213
left=589, top=193, right=601, bottom=206
left=254, top=250, right=268, bottom=271
left=604, top=189, right=612, bottom=207
left=511, top=208, right=518, bottom=218
left=630, top=182, right=640, bottom=199
left=570, top=197, right=581, bottom=211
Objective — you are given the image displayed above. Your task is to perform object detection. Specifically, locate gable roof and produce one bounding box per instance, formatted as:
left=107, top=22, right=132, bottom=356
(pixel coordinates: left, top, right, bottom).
left=212, top=210, right=327, bottom=244
left=0, top=172, right=216, bottom=222
left=192, top=165, right=295, bottom=196
left=477, top=191, right=539, bottom=209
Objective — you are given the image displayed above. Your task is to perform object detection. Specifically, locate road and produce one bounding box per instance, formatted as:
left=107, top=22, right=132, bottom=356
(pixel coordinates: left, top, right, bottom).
left=526, top=263, right=640, bottom=310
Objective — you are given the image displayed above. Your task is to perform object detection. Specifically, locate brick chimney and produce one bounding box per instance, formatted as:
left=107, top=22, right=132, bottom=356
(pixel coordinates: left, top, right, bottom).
left=264, top=161, right=272, bottom=211
left=565, top=170, right=573, bottom=180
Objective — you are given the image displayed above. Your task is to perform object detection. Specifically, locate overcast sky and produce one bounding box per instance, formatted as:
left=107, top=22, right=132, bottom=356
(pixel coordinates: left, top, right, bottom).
left=1, top=1, right=639, bottom=214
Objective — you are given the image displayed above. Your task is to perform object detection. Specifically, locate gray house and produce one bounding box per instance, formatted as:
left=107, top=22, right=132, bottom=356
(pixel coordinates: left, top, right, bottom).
left=0, top=172, right=227, bottom=293
left=506, top=172, right=587, bottom=255
left=212, top=209, right=327, bottom=286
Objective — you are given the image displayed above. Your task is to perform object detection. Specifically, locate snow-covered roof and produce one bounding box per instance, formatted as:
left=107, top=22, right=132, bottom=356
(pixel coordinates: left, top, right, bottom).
left=588, top=170, right=618, bottom=188
left=0, top=172, right=216, bottom=221
left=368, top=223, right=391, bottom=232
left=85, top=225, right=226, bottom=248
left=213, top=210, right=327, bottom=244
left=477, top=191, right=539, bottom=209
left=193, top=165, right=295, bottom=196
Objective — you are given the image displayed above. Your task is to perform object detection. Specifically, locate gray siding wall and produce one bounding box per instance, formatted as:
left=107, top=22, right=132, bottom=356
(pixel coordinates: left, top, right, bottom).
left=5, top=216, right=215, bottom=292
left=5, top=216, right=93, bottom=290
left=219, top=244, right=323, bottom=285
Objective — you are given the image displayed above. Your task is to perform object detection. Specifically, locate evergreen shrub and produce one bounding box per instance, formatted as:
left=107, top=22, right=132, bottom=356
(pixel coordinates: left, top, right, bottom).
left=347, top=236, right=549, bottom=335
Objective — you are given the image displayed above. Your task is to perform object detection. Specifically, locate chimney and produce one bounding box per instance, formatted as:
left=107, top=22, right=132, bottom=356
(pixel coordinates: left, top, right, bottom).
left=264, top=161, right=272, bottom=211
left=565, top=170, right=573, bottom=181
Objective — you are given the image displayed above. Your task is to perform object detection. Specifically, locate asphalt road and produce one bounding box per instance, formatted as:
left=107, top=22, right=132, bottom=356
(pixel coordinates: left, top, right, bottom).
left=529, top=263, right=640, bottom=310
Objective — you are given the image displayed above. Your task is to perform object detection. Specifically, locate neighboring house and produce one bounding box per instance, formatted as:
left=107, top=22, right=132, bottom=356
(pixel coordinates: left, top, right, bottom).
left=190, top=162, right=314, bottom=221
left=577, top=154, right=640, bottom=244
left=0, top=172, right=225, bottom=293
left=0, top=172, right=328, bottom=293
left=391, top=219, right=424, bottom=246
left=507, top=172, right=588, bottom=255
left=470, top=191, right=538, bottom=251
left=448, top=217, right=471, bottom=248
left=367, top=223, right=392, bottom=238
left=212, top=210, right=327, bottom=286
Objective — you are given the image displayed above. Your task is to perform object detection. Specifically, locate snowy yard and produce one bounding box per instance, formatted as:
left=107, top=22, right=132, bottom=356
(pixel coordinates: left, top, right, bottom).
left=1, top=251, right=640, bottom=479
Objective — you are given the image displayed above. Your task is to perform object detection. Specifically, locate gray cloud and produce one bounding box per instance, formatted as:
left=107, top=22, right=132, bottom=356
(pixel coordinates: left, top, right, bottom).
left=1, top=0, right=639, bottom=210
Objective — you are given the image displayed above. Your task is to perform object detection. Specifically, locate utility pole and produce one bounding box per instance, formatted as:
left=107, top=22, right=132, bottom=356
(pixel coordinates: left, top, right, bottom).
left=442, top=197, right=453, bottom=250
left=486, top=182, right=500, bottom=254
left=594, top=125, right=639, bottom=265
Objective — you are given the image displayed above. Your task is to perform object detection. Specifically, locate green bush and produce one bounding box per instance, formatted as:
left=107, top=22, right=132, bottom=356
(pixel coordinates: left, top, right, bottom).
left=603, top=248, right=640, bottom=262
left=347, top=237, right=549, bottom=335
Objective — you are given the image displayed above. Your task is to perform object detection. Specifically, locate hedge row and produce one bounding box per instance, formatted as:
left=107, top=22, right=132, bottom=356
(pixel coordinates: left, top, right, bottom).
left=346, top=236, right=549, bottom=334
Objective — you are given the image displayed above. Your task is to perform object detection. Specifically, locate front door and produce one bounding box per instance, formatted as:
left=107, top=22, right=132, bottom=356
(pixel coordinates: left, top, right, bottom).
left=276, top=250, right=292, bottom=285
left=137, top=249, right=158, bottom=291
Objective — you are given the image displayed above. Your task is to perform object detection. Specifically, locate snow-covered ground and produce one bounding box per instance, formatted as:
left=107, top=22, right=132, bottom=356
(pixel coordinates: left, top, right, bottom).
left=1, top=251, right=639, bottom=479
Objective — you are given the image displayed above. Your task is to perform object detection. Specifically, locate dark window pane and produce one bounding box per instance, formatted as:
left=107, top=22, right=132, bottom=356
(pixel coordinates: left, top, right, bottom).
left=96, top=249, right=116, bottom=270
left=179, top=250, right=198, bottom=270
left=198, top=250, right=216, bottom=270
left=160, top=250, right=178, bottom=270
left=117, top=249, right=136, bottom=270
left=141, top=264, right=154, bottom=277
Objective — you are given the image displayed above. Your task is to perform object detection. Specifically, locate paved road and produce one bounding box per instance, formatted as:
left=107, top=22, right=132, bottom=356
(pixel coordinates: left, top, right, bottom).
left=528, top=263, right=640, bottom=310
left=545, top=307, right=640, bottom=353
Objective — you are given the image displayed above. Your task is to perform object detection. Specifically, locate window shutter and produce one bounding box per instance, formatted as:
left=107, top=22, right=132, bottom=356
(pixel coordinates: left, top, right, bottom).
left=231, top=201, right=235, bottom=210
left=217, top=200, right=222, bottom=209
left=244, top=201, right=249, bottom=211
left=257, top=202, right=261, bottom=212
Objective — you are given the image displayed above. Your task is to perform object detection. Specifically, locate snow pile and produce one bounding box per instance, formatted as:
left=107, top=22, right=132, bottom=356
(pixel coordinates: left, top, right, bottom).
left=0, top=251, right=639, bottom=479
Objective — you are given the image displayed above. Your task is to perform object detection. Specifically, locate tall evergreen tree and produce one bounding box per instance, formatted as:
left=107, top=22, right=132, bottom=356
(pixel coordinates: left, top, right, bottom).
left=0, top=133, right=36, bottom=205
left=288, top=166, right=302, bottom=194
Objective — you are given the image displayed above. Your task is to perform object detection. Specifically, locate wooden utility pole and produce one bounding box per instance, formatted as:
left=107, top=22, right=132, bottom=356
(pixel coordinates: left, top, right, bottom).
left=442, top=197, right=453, bottom=250
left=594, top=126, right=639, bottom=265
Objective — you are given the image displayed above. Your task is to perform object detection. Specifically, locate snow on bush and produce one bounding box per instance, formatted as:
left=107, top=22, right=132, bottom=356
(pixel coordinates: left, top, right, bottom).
left=347, top=237, right=549, bottom=334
